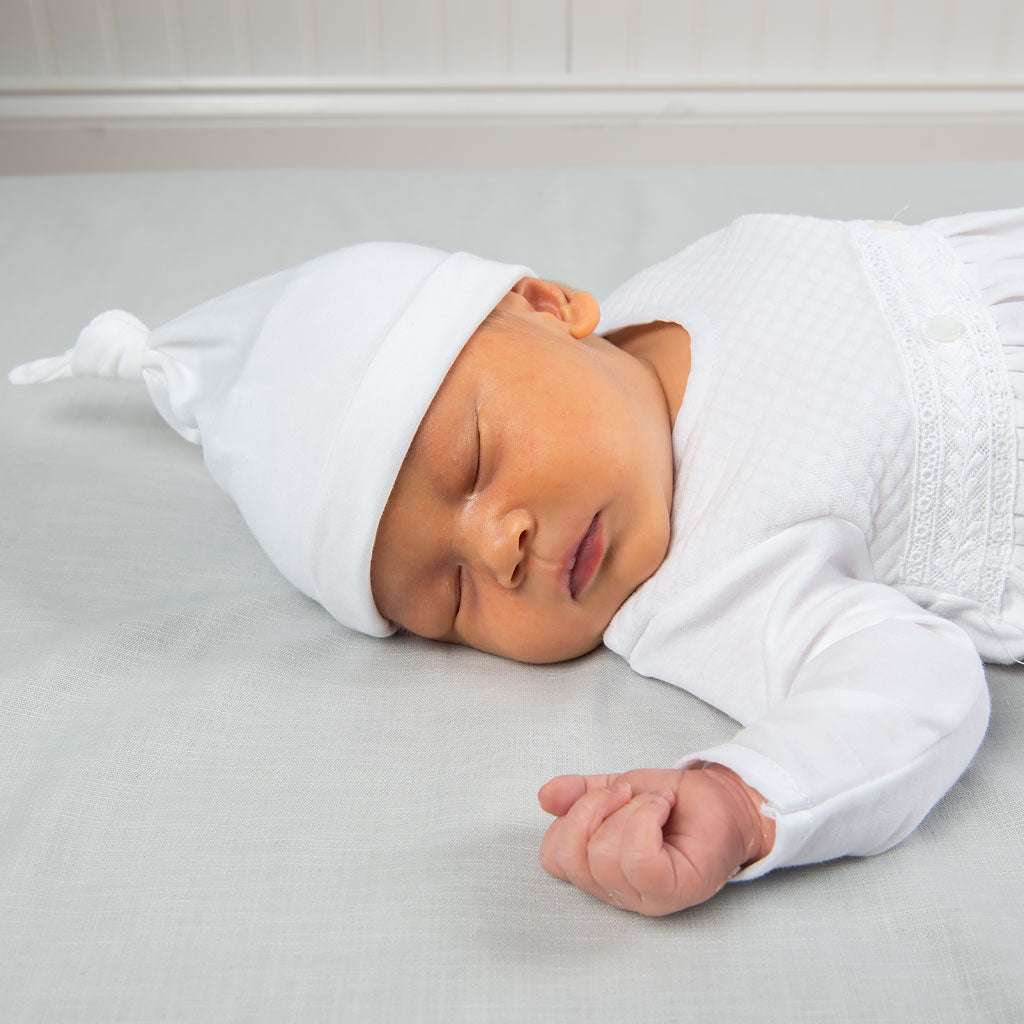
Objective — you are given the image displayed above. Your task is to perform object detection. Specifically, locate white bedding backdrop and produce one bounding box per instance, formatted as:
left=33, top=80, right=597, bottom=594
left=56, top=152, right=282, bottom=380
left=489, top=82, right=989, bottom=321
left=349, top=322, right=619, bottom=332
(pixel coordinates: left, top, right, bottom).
left=3, top=162, right=1024, bottom=1024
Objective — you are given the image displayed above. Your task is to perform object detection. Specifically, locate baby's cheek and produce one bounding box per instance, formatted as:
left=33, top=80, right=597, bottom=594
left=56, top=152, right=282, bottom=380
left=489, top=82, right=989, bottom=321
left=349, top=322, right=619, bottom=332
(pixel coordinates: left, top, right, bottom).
left=474, top=603, right=604, bottom=665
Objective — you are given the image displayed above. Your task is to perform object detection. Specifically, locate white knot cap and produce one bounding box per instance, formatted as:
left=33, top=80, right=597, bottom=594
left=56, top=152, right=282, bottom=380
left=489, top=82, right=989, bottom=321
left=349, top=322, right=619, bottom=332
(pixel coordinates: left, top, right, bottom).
left=72, top=310, right=150, bottom=380
left=8, top=309, right=151, bottom=385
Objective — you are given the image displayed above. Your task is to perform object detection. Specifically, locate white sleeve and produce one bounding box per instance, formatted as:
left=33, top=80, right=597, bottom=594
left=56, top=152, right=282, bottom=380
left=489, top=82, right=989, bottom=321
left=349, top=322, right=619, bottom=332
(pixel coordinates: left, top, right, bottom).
left=612, top=517, right=991, bottom=878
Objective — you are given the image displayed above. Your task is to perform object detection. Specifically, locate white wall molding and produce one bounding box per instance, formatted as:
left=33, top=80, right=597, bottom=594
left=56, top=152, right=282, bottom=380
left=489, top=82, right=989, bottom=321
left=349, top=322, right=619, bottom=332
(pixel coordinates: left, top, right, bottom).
left=3, top=0, right=1023, bottom=171
left=2, top=79, right=1023, bottom=172
left=5, top=77, right=1024, bottom=118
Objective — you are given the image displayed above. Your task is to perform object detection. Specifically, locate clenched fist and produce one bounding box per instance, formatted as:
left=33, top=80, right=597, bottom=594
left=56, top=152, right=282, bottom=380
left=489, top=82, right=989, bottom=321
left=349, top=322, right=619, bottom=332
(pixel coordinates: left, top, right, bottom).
left=538, top=763, right=775, bottom=915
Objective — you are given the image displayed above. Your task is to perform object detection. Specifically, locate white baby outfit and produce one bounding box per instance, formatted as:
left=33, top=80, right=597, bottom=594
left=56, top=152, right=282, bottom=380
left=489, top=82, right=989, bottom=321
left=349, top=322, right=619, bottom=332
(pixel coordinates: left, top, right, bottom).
left=599, top=210, right=1024, bottom=879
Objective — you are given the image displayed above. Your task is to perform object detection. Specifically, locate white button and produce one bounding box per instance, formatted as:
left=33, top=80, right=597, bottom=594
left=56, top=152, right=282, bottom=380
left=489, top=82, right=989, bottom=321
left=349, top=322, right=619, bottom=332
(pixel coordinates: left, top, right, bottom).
left=871, top=220, right=906, bottom=231
left=926, top=314, right=964, bottom=343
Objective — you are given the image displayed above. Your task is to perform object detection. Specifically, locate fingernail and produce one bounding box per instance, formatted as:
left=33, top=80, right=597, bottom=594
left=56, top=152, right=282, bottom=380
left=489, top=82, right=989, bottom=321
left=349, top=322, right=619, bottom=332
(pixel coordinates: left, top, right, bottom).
left=612, top=780, right=632, bottom=798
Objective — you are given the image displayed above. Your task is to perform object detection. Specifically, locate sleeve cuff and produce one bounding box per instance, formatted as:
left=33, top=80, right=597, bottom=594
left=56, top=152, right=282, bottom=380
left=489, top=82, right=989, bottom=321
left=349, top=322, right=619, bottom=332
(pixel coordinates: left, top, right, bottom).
left=675, top=742, right=815, bottom=881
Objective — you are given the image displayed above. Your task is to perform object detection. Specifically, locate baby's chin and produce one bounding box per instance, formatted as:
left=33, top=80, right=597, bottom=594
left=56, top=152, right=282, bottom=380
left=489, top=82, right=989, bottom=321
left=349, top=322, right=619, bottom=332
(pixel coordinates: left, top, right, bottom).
left=457, top=627, right=606, bottom=666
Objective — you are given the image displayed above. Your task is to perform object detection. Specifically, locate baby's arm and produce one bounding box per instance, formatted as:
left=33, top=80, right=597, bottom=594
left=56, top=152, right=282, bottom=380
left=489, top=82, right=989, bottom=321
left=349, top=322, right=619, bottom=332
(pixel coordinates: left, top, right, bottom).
left=538, top=765, right=775, bottom=915
left=550, top=519, right=990, bottom=911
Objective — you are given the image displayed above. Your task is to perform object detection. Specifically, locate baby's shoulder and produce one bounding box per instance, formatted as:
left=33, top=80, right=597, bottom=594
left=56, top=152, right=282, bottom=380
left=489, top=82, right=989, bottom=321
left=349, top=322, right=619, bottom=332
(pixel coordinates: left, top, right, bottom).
left=604, top=214, right=858, bottom=304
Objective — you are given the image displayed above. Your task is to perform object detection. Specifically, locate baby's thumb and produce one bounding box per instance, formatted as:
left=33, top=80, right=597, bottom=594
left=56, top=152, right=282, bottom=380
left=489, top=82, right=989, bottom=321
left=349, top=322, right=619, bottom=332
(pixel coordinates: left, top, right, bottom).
left=538, top=773, right=622, bottom=815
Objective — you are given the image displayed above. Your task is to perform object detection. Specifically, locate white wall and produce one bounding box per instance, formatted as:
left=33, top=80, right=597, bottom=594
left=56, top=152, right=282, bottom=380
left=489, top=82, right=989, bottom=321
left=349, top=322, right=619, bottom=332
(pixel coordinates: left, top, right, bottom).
left=1, top=0, right=1023, bottom=172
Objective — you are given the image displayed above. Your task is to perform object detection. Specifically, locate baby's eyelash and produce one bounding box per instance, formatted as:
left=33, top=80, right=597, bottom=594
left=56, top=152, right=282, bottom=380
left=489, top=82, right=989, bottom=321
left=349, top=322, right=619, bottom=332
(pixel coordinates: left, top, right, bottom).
left=454, top=565, right=465, bottom=623
left=472, top=416, right=481, bottom=490
left=455, top=415, right=480, bottom=626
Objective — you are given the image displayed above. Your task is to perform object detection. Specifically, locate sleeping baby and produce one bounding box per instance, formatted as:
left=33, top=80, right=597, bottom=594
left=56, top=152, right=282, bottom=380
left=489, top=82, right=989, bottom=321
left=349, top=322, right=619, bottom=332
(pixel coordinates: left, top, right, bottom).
left=11, top=209, right=1023, bottom=915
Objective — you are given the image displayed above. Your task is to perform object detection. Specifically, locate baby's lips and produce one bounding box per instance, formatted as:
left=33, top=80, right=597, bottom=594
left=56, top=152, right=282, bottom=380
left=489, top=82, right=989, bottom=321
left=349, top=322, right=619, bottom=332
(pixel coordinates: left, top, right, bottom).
left=568, top=513, right=605, bottom=597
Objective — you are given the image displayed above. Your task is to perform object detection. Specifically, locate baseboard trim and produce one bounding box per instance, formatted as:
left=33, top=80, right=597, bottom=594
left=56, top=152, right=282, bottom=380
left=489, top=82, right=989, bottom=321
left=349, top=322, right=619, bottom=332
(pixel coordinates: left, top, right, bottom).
left=3, top=82, right=1023, bottom=172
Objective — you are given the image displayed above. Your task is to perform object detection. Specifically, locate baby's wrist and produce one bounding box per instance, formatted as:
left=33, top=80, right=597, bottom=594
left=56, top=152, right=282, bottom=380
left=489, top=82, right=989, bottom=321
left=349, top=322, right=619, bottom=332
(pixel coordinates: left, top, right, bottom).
left=694, top=761, right=776, bottom=867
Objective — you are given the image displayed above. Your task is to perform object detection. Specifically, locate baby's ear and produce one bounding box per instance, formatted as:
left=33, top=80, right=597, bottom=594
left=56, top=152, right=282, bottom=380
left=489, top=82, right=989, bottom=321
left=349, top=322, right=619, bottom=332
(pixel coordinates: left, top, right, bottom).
left=511, top=277, right=600, bottom=340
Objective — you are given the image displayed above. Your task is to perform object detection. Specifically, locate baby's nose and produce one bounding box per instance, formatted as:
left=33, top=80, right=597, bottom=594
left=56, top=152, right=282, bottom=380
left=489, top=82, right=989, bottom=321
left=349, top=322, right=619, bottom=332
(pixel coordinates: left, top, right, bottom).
left=462, top=503, right=533, bottom=589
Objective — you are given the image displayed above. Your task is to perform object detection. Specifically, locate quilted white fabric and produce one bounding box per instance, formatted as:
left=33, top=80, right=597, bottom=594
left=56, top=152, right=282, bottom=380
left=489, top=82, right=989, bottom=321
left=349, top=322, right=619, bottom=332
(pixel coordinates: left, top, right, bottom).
left=600, top=213, right=1024, bottom=875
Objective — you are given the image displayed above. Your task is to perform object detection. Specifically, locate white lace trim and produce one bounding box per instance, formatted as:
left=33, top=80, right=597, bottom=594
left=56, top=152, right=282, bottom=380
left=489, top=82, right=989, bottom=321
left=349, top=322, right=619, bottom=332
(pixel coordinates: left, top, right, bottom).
left=853, top=222, right=1015, bottom=612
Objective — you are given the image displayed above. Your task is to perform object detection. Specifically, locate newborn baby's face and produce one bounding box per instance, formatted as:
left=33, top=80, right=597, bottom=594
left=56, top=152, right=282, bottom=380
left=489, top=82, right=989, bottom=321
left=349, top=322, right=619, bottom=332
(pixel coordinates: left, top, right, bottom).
left=370, top=281, right=675, bottom=664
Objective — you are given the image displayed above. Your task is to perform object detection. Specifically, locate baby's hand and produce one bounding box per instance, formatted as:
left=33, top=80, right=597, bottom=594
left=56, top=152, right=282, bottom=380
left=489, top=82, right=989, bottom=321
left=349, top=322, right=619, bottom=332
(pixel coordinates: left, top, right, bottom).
left=537, top=764, right=774, bottom=916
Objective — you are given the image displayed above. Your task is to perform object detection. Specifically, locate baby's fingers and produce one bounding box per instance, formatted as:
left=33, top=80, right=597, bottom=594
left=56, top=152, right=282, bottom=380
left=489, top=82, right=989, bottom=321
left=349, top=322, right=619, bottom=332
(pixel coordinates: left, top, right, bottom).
left=538, top=773, right=621, bottom=816
left=539, top=781, right=632, bottom=883
left=616, top=791, right=682, bottom=912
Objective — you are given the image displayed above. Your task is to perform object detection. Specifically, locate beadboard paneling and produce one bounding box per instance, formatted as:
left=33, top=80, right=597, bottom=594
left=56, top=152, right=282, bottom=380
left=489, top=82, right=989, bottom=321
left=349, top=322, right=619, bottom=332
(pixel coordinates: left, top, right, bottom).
left=3, top=0, right=1022, bottom=84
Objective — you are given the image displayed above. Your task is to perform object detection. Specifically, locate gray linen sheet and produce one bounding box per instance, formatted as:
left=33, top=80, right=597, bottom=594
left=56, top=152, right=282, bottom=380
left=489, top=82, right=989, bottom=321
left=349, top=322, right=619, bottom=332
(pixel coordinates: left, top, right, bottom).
left=3, top=167, right=1023, bottom=1023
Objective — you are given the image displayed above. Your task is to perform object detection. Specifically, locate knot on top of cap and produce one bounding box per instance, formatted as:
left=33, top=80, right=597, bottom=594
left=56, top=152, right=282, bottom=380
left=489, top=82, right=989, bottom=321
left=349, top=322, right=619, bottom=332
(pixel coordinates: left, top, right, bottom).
left=8, top=309, right=151, bottom=386
left=71, top=310, right=150, bottom=381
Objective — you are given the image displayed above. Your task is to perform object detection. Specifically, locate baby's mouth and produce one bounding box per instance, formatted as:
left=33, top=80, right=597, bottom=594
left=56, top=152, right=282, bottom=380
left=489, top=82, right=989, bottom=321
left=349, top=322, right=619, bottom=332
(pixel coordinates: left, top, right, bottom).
left=567, top=514, right=605, bottom=598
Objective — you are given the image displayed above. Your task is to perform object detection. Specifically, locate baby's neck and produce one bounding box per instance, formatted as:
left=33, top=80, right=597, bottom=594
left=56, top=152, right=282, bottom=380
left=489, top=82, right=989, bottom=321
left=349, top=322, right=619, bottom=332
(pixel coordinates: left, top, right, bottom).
left=604, top=320, right=691, bottom=427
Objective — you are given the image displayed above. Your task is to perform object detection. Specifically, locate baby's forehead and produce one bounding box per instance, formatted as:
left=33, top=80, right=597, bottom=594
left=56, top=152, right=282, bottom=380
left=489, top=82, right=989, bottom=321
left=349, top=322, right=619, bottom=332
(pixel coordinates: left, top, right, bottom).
left=401, top=316, right=518, bottom=460
left=429, top=307, right=518, bottom=398
left=408, top=288, right=598, bottom=464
